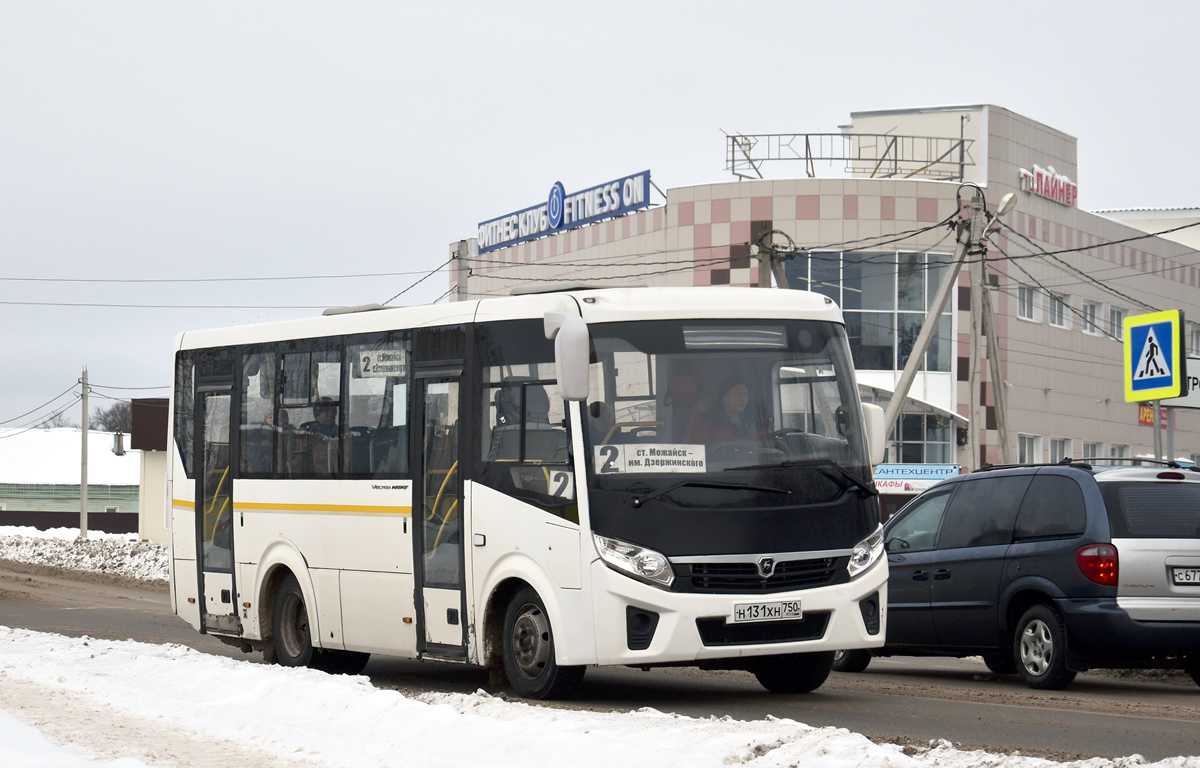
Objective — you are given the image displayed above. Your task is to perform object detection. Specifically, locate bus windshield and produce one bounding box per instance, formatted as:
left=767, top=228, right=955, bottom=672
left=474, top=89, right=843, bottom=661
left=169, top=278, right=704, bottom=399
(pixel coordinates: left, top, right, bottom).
left=583, top=318, right=875, bottom=556
left=586, top=319, right=869, bottom=493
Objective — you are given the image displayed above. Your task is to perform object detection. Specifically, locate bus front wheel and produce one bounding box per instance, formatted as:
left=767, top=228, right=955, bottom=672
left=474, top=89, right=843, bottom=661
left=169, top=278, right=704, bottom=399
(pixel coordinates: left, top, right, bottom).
left=752, top=651, right=834, bottom=693
left=271, top=573, right=314, bottom=667
left=501, top=586, right=585, bottom=700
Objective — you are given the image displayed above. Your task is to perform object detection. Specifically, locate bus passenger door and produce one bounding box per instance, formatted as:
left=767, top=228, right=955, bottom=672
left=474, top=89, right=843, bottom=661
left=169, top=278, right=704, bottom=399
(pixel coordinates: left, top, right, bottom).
left=414, top=373, right=466, bottom=656
left=195, top=383, right=240, bottom=634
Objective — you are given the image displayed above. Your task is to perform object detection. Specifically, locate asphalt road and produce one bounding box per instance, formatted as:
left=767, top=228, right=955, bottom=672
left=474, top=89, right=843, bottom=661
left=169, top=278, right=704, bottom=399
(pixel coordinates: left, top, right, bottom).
left=3, top=559, right=1199, bottom=762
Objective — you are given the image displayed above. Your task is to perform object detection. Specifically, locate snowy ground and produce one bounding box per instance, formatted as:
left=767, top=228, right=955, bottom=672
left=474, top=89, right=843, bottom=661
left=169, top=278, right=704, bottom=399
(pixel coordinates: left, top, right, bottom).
left=0, top=526, right=168, bottom=581
left=2, top=527, right=1198, bottom=768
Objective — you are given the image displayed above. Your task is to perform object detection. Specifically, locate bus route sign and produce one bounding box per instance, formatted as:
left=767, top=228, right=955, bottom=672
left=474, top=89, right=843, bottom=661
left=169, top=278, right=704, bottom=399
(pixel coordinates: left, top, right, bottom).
left=1124, top=310, right=1185, bottom=402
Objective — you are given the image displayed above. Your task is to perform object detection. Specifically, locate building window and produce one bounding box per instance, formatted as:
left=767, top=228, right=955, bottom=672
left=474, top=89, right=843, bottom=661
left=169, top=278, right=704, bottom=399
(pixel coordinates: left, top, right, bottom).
left=1018, top=434, right=1042, bottom=464
left=787, top=250, right=953, bottom=374
left=1017, top=284, right=1036, bottom=321
left=1190, top=324, right=1200, bottom=357
left=1109, top=307, right=1125, bottom=340
left=1081, top=301, right=1101, bottom=335
left=1083, top=442, right=1101, bottom=460
left=890, top=412, right=954, bottom=464
left=1048, top=293, right=1069, bottom=328
left=1049, top=438, right=1071, bottom=463
left=1110, top=444, right=1130, bottom=460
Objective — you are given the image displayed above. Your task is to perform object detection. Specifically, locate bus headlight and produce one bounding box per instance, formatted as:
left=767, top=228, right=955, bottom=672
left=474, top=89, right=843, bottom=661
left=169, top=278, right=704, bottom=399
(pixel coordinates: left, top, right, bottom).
left=847, top=525, right=884, bottom=579
left=594, top=534, right=675, bottom=588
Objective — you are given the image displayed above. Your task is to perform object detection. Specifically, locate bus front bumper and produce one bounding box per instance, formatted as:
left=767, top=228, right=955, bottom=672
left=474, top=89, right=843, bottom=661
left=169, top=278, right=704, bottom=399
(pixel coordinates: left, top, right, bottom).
left=587, top=556, right=888, bottom=667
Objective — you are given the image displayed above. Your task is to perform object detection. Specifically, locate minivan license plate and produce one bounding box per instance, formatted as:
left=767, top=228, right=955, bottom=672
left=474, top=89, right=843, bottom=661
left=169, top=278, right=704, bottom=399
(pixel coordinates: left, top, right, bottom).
left=1172, top=567, right=1200, bottom=585
left=732, top=600, right=802, bottom=623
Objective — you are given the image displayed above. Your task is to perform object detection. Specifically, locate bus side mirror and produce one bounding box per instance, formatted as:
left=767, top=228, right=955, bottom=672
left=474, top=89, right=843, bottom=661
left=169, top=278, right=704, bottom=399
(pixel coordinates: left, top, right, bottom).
left=545, top=311, right=590, bottom=401
left=861, top=403, right=886, bottom=466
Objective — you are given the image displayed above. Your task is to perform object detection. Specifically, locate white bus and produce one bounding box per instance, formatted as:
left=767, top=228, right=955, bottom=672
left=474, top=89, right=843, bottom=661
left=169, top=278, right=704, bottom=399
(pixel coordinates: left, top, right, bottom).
left=167, top=285, right=889, bottom=698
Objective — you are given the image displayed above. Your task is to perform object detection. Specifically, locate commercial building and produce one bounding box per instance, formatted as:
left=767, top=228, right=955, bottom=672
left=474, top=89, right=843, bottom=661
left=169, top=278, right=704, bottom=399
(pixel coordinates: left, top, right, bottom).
left=450, top=105, right=1200, bottom=511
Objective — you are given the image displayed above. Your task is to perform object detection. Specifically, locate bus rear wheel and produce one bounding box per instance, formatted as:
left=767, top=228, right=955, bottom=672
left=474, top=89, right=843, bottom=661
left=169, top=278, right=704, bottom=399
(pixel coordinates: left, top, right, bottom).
left=752, top=651, right=834, bottom=693
left=501, top=586, right=585, bottom=700
left=271, top=573, right=314, bottom=667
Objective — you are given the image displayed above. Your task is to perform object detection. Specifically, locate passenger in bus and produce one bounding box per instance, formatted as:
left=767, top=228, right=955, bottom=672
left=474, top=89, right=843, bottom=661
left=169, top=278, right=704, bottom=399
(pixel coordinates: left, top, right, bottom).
left=302, top=398, right=339, bottom=438
left=686, top=376, right=766, bottom=442
left=297, top=398, right=339, bottom=475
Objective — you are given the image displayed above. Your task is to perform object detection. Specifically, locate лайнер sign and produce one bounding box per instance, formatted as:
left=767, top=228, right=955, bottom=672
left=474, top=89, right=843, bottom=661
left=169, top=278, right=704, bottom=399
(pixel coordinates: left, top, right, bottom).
left=477, top=171, right=651, bottom=254
left=873, top=464, right=960, bottom=495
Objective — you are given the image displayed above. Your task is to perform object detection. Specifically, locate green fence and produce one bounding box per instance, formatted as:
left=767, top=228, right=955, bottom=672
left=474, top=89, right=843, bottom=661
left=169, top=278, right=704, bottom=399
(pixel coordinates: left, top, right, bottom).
left=0, top=484, right=140, bottom=514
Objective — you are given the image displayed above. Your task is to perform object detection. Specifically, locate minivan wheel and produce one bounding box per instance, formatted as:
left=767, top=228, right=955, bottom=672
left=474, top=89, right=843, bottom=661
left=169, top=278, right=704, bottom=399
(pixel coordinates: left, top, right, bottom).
left=1014, top=605, right=1076, bottom=690
left=832, top=649, right=872, bottom=673
left=983, top=654, right=1017, bottom=674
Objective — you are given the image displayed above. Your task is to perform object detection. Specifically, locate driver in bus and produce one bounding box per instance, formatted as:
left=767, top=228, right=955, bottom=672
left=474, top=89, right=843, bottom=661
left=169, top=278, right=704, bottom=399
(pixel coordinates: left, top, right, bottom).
left=686, top=375, right=766, bottom=442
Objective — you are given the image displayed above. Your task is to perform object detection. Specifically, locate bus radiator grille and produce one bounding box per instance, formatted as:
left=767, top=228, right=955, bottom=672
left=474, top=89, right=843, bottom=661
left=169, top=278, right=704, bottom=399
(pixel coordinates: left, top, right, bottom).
left=681, top=557, right=845, bottom=594
left=694, top=612, right=830, bottom=646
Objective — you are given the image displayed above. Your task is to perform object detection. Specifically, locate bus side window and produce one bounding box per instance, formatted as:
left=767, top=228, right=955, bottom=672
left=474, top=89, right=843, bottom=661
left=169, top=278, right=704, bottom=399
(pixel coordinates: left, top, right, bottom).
left=239, top=348, right=277, bottom=477
left=278, top=343, right=342, bottom=478
left=346, top=336, right=410, bottom=478
left=475, top=320, right=576, bottom=523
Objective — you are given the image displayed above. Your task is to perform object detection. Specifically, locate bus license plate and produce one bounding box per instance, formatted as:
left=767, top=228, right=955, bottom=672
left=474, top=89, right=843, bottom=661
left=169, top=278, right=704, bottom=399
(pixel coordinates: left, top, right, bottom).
left=732, top=600, right=802, bottom=623
left=1172, top=567, right=1200, bottom=585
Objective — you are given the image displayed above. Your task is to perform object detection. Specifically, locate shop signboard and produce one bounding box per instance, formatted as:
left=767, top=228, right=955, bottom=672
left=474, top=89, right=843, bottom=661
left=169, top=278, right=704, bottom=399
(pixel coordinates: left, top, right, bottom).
left=873, top=464, right=960, bottom=495
left=477, top=171, right=651, bottom=254
left=1124, top=310, right=1185, bottom=402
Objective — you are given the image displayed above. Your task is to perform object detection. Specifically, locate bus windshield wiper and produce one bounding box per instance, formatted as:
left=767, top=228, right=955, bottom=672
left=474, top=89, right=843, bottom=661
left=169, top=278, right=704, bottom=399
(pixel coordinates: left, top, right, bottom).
left=725, top=459, right=878, bottom=497
left=629, top=480, right=790, bottom=508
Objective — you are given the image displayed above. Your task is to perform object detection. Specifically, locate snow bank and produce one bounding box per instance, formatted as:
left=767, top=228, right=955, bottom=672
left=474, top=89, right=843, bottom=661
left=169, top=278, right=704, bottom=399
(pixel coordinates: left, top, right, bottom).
left=0, top=527, right=167, bottom=581
left=0, top=627, right=1195, bottom=768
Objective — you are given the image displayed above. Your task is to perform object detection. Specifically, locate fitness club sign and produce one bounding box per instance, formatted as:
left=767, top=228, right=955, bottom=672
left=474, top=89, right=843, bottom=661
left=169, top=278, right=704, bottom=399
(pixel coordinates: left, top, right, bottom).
left=476, top=171, right=651, bottom=254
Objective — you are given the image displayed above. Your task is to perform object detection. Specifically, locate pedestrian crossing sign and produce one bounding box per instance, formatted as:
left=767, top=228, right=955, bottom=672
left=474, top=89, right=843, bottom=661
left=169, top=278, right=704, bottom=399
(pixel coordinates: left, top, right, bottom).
left=1125, top=310, right=1185, bottom=401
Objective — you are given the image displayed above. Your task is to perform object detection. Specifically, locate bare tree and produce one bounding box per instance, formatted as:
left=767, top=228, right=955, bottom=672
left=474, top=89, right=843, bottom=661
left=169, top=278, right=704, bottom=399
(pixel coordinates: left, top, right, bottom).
left=40, top=411, right=78, bottom=429
left=93, top=401, right=132, bottom=433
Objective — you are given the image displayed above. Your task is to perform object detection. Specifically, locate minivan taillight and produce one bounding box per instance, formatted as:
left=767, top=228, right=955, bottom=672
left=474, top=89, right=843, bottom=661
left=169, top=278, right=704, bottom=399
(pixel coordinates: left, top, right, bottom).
left=1076, top=544, right=1118, bottom=586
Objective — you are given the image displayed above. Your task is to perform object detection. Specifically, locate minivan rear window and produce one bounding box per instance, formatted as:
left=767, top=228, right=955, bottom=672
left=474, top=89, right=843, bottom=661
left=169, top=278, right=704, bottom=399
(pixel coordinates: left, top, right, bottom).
left=1101, top=483, right=1200, bottom=539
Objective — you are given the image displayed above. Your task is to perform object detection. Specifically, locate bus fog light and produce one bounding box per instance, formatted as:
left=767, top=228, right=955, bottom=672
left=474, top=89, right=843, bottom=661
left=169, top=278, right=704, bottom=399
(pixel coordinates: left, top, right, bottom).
left=595, top=534, right=675, bottom=588
left=847, top=525, right=884, bottom=579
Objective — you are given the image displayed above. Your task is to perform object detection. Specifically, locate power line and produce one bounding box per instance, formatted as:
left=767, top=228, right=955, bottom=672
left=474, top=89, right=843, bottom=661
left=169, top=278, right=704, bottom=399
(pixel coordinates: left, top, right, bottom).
left=989, top=239, right=1123, bottom=342
left=997, top=223, right=1157, bottom=313
left=0, top=385, right=79, bottom=426
left=0, top=396, right=84, bottom=439
left=0, top=268, right=451, bottom=285
left=382, top=258, right=453, bottom=306
left=88, top=384, right=170, bottom=391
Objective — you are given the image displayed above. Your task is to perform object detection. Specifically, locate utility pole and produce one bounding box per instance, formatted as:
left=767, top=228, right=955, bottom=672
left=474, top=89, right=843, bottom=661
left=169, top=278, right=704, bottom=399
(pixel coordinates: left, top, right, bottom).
left=967, top=210, right=985, bottom=470
left=979, top=273, right=1012, bottom=463
left=753, top=230, right=793, bottom=289
left=884, top=188, right=1015, bottom=470
left=80, top=367, right=89, bottom=540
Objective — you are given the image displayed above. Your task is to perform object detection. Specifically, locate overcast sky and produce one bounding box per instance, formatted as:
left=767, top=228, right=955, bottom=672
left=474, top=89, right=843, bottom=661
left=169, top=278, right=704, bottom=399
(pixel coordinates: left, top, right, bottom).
left=0, top=1, right=1195, bottom=425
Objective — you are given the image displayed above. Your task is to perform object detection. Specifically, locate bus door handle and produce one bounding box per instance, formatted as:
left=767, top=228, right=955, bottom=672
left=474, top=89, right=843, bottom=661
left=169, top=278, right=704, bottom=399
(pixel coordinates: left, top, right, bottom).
left=934, top=568, right=951, bottom=580
left=473, top=533, right=486, bottom=547
left=911, top=570, right=928, bottom=581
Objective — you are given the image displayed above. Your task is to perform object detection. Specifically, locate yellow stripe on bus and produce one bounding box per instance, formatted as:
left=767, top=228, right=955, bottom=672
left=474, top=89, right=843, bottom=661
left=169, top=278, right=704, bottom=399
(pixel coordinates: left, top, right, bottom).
left=171, top=499, right=411, bottom=516
left=234, top=502, right=412, bottom=515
